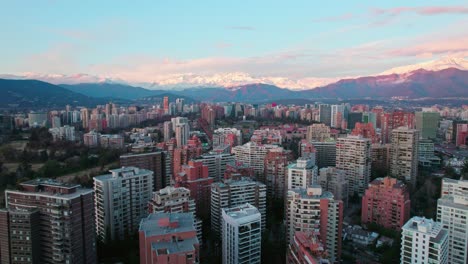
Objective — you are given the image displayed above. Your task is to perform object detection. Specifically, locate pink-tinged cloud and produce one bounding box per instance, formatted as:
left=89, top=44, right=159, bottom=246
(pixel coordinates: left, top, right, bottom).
left=386, top=35, right=468, bottom=57
left=372, top=6, right=468, bottom=16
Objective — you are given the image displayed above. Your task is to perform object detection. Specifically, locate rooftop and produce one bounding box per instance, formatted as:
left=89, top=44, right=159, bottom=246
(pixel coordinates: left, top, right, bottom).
left=288, top=186, right=334, bottom=199
left=21, top=178, right=79, bottom=189
left=152, top=236, right=199, bottom=255
left=94, top=167, right=152, bottom=181
left=139, top=213, right=196, bottom=237
left=222, top=203, right=260, bottom=220
left=403, top=216, right=447, bottom=244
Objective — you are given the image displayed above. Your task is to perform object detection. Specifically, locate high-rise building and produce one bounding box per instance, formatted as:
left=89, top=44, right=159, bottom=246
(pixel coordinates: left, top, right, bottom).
left=94, top=167, right=153, bottom=241
left=163, top=121, right=173, bottom=142
left=163, top=96, right=169, bottom=114
left=213, top=127, right=242, bottom=148
left=287, top=158, right=318, bottom=190
left=175, top=123, right=190, bottom=147
left=264, top=148, right=290, bottom=199
left=381, top=111, right=415, bottom=144
left=147, top=186, right=202, bottom=242
left=318, top=104, right=332, bottom=126
left=139, top=213, right=200, bottom=264
left=310, top=141, right=336, bottom=168
left=286, top=186, right=343, bottom=263
left=415, top=111, right=440, bottom=139
left=351, top=122, right=379, bottom=143
left=175, top=161, right=213, bottom=220
left=331, top=104, right=344, bottom=129
left=306, top=124, right=331, bottom=142
left=211, top=178, right=266, bottom=235
left=4, top=179, right=96, bottom=263
left=120, top=151, right=171, bottom=191
left=371, top=143, right=391, bottom=177
left=455, top=123, right=468, bottom=147
left=0, top=208, right=41, bottom=264
left=390, top=127, right=420, bottom=185
left=222, top=203, right=262, bottom=264
left=319, top=167, right=349, bottom=207
left=347, top=112, right=363, bottom=130
left=437, top=178, right=468, bottom=264
left=232, top=142, right=284, bottom=178
left=336, top=135, right=371, bottom=196
left=193, top=152, right=236, bottom=182
left=400, top=217, right=449, bottom=264
left=361, top=177, right=410, bottom=231
left=286, top=231, right=329, bottom=264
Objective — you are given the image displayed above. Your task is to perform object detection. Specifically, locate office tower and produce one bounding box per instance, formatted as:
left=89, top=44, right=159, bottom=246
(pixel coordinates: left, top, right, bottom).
left=306, top=123, right=330, bottom=142
left=163, top=96, right=169, bottom=113
left=163, top=121, right=173, bottom=142
left=371, top=143, right=391, bottom=176
left=4, top=179, right=96, bottom=264
left=418, top=139, right=440, bottom=167
left=390, top=127, right=420, bottom=185
left=0, top=208, right=41, bottom=264
left=175, top=161, right=213, bottom=220
left=400, top=217, right=449, bottom=264
left=139, top=213, right=200, bottom=264
left=286, top=231, right=329, bottom=264
left=232, top=142, right=284, bottom=178
left=94, top=167, right=153, bottom=241
left=318, top=104, right=331, bottom=126
left=319, top=167, right=349, bottom=206
left=331, top=104, right=344, bottom=128
left=310, top=141, right=336, bottom=168
left=437, top=179, right=468, bottom=264
left=193, top=152, right=236, bottom=182
left=351, top=122, right=379, bottom=143
left=415, top=111, right=440, bottom=139
left=287, top=157, right=318, bottom=190
left=120, top=151, right=171, bottom=191
left=222, top=204, right=261, bottom=264
left=361, top=177, right=410, bottom=231
left=336, top=135, right=371, bottom=196
left=347, top=112, right=363, bottom=130
left=362, top=111, right=377, bottom=128
left=211, top=178, right=266, bottom=235
left=286, top=186, right=343, bottom=263
left=264, top=148, right=290, bottom=199
left=381, top=111, right=415, bottom=144
left=213, top=127, right=242, bottom=148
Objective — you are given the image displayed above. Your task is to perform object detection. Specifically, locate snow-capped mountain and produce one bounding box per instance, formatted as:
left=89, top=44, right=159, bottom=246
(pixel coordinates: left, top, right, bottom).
left=380, top=57, right=468, bottom=75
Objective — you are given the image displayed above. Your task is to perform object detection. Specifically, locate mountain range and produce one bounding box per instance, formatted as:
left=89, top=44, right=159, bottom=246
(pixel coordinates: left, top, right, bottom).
left=0, top=58, right=467, bottom=106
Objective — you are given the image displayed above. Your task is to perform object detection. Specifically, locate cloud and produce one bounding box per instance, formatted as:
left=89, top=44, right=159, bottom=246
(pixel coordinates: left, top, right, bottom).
left=226, top=26, right=256, bottom=31
left=386, top=35, right=468, bottom=57
left=372, top=6, right=468, bottom=16
left=215, top=42, right=233, bottom=49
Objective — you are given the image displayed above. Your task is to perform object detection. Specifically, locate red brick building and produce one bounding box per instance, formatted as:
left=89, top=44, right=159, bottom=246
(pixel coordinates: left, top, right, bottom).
left=361, top=177, right=410, bottom=231
left=175, top=161, right=213, bottom=220
left=286, top=231, right=329, bottom=264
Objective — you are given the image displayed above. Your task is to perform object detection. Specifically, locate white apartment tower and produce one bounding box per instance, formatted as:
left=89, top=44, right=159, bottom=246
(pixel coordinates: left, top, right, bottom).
left=400, top=216, right=448, bottom=264
left=390, top=127, right=420, bottom=185
left=286, top=186, right=343, bottom=263
left=222, top=203, right=262, bottom=264
left=287, top=157, right=318, bottom=190
left=94, top=167, right=153, bottom=241
left=232, top=142, right=284, bottom=176
left=211, top=178, right=266, bottom=235
left=336, top=135, right=371, bottom=196
left=437, top=178, right=468, bottom=264
left=193, top=153, right=236, bottom=182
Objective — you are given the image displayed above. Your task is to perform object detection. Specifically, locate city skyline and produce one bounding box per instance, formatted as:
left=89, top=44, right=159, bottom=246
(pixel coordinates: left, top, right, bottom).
left=1, top=1, right=467, bottom=88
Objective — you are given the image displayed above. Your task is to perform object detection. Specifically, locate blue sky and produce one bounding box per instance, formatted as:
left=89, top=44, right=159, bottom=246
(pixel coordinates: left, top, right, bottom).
left=0, top=1, right=467, bottom=88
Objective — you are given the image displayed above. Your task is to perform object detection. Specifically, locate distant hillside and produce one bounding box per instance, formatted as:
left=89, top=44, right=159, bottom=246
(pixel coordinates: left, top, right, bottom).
left=60, top=83, right=166, bottom=100
left=0, top=79, right=104, bottom=108
left=299, top=68, right=468, bottom=99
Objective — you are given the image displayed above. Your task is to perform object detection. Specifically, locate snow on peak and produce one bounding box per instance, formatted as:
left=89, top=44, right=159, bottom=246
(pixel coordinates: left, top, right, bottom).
left=380, top=57, right=468, bottom=75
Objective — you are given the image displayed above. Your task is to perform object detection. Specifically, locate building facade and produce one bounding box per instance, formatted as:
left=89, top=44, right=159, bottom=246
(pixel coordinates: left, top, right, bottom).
left=390, top=127, right=420, bottom=185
